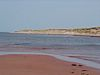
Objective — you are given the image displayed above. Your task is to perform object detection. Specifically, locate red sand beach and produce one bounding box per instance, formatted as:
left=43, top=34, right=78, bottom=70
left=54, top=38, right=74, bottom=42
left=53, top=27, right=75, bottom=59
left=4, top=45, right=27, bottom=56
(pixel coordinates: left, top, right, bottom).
left=0, top=54, right=100, bottom=75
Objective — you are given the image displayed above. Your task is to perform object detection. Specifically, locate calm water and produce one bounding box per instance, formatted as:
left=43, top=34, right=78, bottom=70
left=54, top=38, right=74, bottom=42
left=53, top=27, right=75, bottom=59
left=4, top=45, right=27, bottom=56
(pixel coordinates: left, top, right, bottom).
left=0, top=32, right=100, bottom=63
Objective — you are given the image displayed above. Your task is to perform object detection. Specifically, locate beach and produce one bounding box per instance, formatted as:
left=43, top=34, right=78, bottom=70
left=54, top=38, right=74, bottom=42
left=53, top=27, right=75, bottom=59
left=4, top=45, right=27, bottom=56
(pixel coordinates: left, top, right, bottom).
left=0, top=54, right=100, bottom=75
left=0, top=0, right=100, bottom=74
left=0, top=33, right=100, bottom=75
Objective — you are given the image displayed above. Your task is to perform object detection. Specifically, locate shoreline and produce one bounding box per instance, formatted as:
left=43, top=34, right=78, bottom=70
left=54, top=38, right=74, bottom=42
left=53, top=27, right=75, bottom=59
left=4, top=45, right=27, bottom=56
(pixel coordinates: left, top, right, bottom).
left=13, top=32, right=100, bottom=37
left=14, top=26, right=100, bottom=37
left=0, top=51, right=100, bottom=69
left=0, top=54, right=100, bottom=75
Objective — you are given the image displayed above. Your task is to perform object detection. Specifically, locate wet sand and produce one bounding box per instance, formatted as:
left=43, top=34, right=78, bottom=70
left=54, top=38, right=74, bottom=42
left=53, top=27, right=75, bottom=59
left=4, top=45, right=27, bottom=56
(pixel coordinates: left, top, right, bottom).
left=69, top=56, right=100, bottom=63
left=0, top=54, right=100, bottom=75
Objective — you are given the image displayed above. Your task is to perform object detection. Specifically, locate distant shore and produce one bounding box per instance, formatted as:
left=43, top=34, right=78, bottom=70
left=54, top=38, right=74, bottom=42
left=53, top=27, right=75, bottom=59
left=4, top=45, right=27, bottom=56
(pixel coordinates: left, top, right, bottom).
left=15, top=27, right=100, bottom=37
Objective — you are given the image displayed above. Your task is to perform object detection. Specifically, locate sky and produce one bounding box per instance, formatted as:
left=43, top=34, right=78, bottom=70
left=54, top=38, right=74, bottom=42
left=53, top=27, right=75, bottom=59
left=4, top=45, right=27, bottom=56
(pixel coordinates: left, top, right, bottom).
left=0, top=0, right=100, bottom=32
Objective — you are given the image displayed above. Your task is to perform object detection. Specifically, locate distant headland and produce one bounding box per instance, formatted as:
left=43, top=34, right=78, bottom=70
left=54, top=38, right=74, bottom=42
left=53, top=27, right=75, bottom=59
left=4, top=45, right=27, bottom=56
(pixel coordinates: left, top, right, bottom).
left=15, top=27, right=100, bottom=36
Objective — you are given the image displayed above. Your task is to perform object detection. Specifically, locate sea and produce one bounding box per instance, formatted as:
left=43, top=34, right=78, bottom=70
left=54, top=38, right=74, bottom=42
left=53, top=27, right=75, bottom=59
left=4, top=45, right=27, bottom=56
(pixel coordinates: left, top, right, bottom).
left=0, top=32, right=100, bottom=64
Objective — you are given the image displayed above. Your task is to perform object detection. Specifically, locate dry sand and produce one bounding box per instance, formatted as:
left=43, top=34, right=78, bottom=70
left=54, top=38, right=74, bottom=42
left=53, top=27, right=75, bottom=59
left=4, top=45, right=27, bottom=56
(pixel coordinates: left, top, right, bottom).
left=0, top=54, right=100, bottom=75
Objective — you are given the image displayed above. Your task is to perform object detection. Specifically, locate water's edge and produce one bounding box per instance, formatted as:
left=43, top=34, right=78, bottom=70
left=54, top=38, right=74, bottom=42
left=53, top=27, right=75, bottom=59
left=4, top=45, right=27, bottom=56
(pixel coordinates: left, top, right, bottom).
left=0, top=51, right=100, bottom=69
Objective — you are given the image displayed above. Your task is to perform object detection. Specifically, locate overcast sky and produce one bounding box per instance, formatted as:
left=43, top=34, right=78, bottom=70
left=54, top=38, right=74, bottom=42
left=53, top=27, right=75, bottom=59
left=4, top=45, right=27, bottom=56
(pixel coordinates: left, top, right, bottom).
left=0, top=0, right=100, bottom=32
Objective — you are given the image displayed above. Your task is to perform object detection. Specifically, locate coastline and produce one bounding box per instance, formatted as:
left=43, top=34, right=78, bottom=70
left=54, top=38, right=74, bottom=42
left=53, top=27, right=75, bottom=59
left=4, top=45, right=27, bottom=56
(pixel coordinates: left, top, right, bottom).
left=1, top=52, right=100, bottom=69
left=14, top=32, right=100, bottom=37
left=14, top=27, right=100, bottom=37
left=0, top=54, right=100, bottom=75
left=1, top=29, right=100, bottom=75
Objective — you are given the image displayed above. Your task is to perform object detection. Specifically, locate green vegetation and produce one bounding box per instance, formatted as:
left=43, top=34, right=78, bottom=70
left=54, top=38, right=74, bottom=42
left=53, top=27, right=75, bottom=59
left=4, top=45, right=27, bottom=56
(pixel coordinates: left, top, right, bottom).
left=16, top=27, right=100, bottom=36
left=71, top=27, right=100, bottom=34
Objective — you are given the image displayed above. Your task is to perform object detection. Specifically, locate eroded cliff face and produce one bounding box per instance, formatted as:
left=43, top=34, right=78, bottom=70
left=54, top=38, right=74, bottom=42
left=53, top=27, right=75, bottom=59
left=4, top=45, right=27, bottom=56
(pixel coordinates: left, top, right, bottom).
left=15, top=27, right=100, bottom=36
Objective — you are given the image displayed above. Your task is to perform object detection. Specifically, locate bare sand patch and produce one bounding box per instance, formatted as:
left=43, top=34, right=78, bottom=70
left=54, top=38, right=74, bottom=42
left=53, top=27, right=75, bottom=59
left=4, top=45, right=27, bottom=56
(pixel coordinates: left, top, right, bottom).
left=0, top=54, right=100, bottom=75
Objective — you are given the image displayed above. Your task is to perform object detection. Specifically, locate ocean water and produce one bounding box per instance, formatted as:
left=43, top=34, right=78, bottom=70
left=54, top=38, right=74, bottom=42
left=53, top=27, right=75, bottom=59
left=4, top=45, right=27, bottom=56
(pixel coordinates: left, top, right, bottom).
left=0, top=32, right=100, bottom=63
